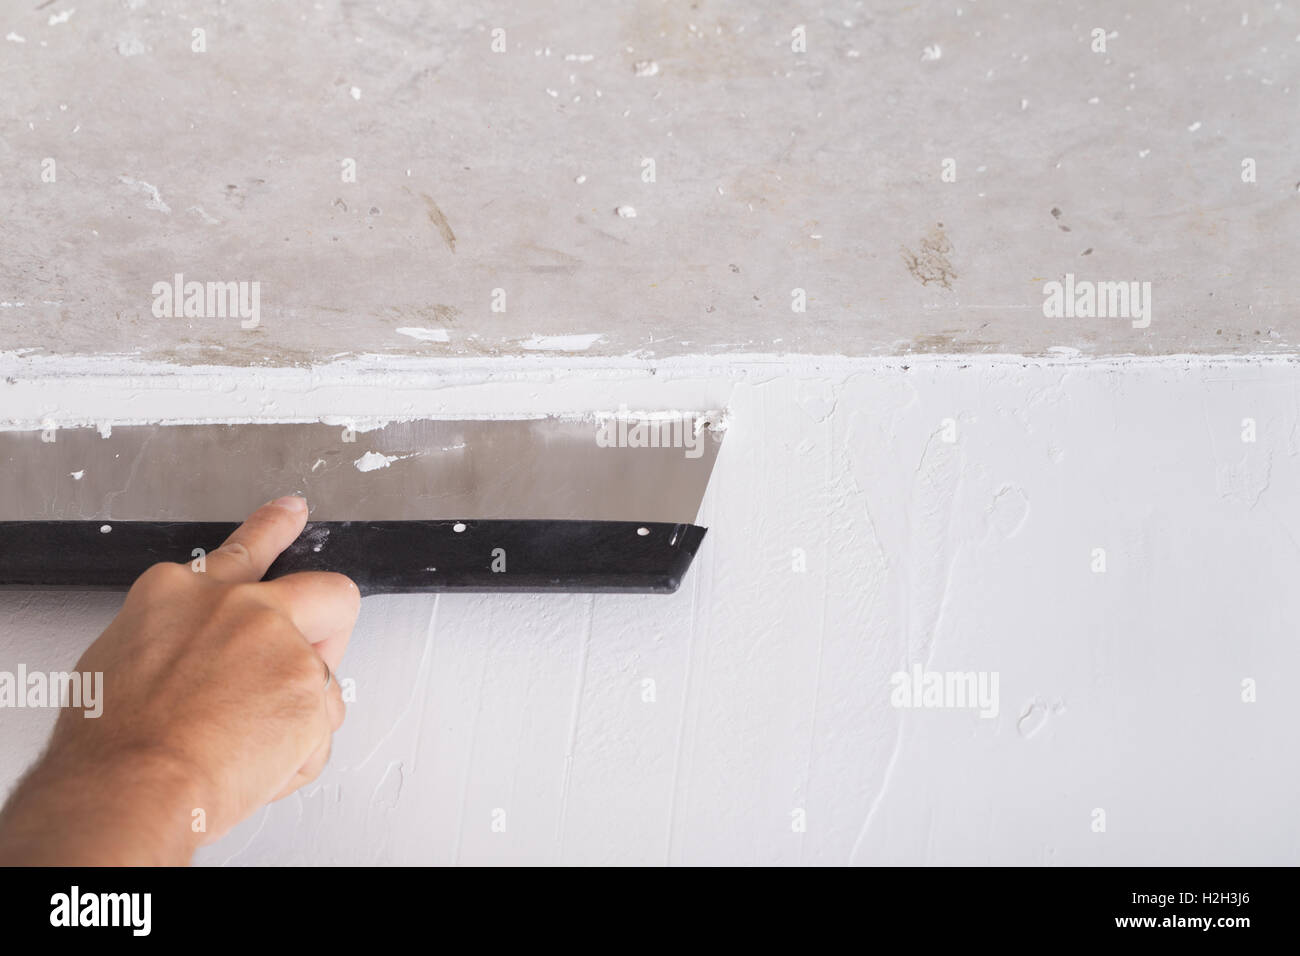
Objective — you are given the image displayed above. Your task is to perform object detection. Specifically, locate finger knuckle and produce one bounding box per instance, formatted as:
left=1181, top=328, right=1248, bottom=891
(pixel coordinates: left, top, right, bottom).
left=134, top=561, right=192, bottom=591
left=212, top=540, right=253, bottom=567
left=283, top=647, right=326, bottom=694
left=225, top=594, right=285, bottom=631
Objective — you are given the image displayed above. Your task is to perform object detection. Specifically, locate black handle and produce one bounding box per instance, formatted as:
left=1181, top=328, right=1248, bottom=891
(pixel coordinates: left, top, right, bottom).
left=0, top=520, right=708, bottom=595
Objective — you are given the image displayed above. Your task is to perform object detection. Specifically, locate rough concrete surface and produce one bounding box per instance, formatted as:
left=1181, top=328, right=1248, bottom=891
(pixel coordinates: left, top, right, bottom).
left=2, top=0, right=1297, bottom=364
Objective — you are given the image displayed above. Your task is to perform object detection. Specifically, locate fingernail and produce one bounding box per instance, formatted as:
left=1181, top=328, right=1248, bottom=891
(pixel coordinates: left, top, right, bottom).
left=268, top=495, right=307, bottom=512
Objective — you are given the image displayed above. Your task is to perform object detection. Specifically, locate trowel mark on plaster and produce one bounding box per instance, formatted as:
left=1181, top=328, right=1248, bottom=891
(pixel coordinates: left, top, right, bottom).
left=1013, top=369, right=1072, bottom=432
left=1017, top=699, right=1066, bottom=739
left=1202, top=398, right=1273, bottom=509
left=905, top=429, right=963, bottom=666
left=355, top=595, right=441, bottom=775
left=1017, top=701, right=1047, bottom=738
left=855, top=428, right=964, bottom=860
left=827, top=412, right=900, bottom=865
left=555, top=595, right=595, bottom=861
left=371, top=761, right=404, bottom=811
left=1216, top=451, right=1272, bottom=508
left=795, top=381, right=838, bottom=424
left=835, top=380, right=934, bottom=864
left=988, top=484, right=1030, bottom=538
left=217, top=805, right=275, bottom=866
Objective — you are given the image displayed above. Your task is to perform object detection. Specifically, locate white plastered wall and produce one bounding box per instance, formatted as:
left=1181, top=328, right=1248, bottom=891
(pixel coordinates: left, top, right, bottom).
left=0, top=354, right=1295, bottom=865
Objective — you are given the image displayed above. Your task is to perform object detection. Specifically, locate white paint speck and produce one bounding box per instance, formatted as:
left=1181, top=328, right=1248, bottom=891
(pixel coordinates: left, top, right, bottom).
left=565, top=53, right=594, bottom=62
left=115, top=33, right=146, bottom=57
left=518, top=333, right=605, bottom=351
left=5, top=32, right=25, bottom=43
left=1138, top=149, right=1150, bottom=158
left=118, top=176, right=171, bottom=214
left=1187, top=120, right=1202, bottom=132
left=354, top=451, right=402, bottom=472
left=99, top=524, right=112, bottom=534
left=575, top=174, right=587, bottom=184
left=48, top=9, right=76, bottom=26
left=188, top=205, right=219, bottom=224
left=921, top=44, right=942, bottom=61
left=395, top=327, right=451, bottom=343
left=350, top=86, right=362, bottom=100
left=633, top=59, right=659, bottom=77
left=70, top=470, right=84, bottom=480
left=615, top=205, right=637, bottom=218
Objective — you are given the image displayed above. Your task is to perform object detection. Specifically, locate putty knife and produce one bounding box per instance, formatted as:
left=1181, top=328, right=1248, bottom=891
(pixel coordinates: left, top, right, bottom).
left=0, top=417, right=723, bottom=595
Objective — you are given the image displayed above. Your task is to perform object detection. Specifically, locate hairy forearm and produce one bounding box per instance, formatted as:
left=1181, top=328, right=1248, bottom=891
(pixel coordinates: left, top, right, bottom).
left=0, top=748, right=204, bottom=866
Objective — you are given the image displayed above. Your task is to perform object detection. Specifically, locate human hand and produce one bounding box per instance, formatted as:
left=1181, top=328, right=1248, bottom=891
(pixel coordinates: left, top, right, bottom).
left=0, top=496, right=359, bottom=865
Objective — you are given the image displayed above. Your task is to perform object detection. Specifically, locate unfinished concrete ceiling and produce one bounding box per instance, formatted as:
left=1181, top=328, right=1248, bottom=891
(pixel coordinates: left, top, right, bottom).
left=1, top=0, right=1296, bottom=364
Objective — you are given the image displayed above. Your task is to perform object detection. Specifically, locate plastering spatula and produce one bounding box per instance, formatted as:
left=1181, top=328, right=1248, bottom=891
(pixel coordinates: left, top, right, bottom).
left=0, top=416, right=723, bottom=595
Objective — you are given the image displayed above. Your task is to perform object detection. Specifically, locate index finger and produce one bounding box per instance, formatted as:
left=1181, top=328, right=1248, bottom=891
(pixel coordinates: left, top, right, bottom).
left=204, top=496, right=310, bottom=583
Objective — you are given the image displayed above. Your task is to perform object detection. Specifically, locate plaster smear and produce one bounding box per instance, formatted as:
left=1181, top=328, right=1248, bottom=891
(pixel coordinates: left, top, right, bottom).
left=395, top=328, right=451, bottom=343
left=117, top=176, right=170, bottom=214
left=0, top=355, right=1297, bottom=866
left=354, top=451, right=404, bottom=472
left=518, top=333, right=605, bottom=351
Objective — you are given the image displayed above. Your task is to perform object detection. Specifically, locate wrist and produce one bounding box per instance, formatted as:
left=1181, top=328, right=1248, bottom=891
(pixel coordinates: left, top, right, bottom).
left=0, top=745, right=207, bottom=866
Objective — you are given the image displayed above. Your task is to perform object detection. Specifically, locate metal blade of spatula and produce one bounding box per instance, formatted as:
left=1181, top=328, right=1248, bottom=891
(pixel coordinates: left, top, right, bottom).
left=0, top=417, right=724, bottom=594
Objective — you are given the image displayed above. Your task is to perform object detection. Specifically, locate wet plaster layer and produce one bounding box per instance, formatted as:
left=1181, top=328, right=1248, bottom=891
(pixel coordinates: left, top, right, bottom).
left=0, top=353, right=1296, bottom=864
left=1, top=0, right=1298, bottom=363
